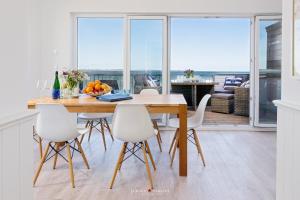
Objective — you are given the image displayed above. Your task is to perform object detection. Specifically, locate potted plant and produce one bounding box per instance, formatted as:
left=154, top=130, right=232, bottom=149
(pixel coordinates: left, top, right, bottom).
left=62, top=70, right=89, bottom=98
left=184, top=68, right=194, bottom=79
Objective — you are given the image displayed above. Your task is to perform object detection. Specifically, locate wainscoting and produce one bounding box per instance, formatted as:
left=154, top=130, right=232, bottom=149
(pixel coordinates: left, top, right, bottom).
left=275, top=100, right=300, bottom=200
left=0, top=111, right=38, bottom=200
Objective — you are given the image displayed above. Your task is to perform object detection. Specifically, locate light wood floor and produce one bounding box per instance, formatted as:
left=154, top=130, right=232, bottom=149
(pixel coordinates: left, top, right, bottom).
left=33, top=130, right=276, bottom=200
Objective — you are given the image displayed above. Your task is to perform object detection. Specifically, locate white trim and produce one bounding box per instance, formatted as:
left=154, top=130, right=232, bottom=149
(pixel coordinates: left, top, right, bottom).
left=71, top=12, right=281, bottom=18
left=124, top=17, right=129, bottom=90
left=254, top=15, right=282, bottom=127
left=249, top=17, right=255, bottom=126
left=274, top=100, right=300, bottom=112
left=0, top=111, right=38, bottom=131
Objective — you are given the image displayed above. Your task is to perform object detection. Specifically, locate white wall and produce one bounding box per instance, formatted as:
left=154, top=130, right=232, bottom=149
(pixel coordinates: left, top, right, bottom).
left=282, top=0, right=300, bottom=103
left=0, top=0, right=41, bottom=118
left=39, top=0, right=282, bottom=81
left=276, top=0, right=300, bottom=200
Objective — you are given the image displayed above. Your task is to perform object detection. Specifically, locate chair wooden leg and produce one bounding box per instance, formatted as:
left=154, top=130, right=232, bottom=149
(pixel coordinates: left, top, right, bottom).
left=170, top=133, right=180, bottom=167
left=79, top=134, right=85, bottom=144
left=152, top=120, right=162, bottom=143
left=104, top=118, right=114, bottom=141
left=141, top=142, right=153, bottom=190
left=192, top=129, right=206, bottom=167
left=132, top=143, right=136, bottom=152
left=66, top=142, right=75, bottom=188
left=75, top=138, right=90, bottom=169
left=38, top=136, right=43, bottom=159
left=33, top=143, right=51, bottom=186
left=88, top=121, right=94, bottom=142
left=158, top=132, right=162, bottom=143
left=85, top=120, right=90, bottom=128
left=53, top=143, right=60, bottom=169
left=118, top=143, right=128, bottom=170
left=144, top=141, right=156, bottom=170
left=100, top=119, right=107, bottom=151
left=156, top=135, right=162, bottom=152
left=110, top=143, right=127, bottom=189
left=169, top=129, right=178, bottom=154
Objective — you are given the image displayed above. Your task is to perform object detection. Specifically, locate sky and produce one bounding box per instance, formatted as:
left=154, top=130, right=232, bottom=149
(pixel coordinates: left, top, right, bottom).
left=78, top=18, right=257, bottom=72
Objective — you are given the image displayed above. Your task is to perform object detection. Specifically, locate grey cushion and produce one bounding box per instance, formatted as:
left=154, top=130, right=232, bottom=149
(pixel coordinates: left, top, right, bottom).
left=214, top=88, right=234, bottom=94
left=212, top=93, right=234, bottom=100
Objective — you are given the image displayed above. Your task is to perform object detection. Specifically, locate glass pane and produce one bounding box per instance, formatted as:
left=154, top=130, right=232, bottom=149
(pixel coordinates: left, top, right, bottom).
left=258, top=19, right=282, bottom=124
left=77, top=18, right=124, bottom=89
left=170, top=18, right=251, bottom=125
left=170, top=18, right=251, bottom=81
left=130, top=19, right=163, bottom=94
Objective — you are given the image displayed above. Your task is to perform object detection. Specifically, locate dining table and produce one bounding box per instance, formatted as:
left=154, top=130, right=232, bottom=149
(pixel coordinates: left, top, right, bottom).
left=27, top=94, right=188, bottom=176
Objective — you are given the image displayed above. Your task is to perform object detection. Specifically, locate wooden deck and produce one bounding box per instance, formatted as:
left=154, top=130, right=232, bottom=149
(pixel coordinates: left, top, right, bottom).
left=203, top=109, right=249, bottom=125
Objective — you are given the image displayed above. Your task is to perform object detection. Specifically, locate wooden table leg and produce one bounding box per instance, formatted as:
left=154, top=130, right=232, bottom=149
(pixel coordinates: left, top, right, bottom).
left=179, top=104, right=187, bottom=176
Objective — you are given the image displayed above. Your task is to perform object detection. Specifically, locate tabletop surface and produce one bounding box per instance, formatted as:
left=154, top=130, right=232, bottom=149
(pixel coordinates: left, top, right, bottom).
left=28, top=94, right=187, bottom=107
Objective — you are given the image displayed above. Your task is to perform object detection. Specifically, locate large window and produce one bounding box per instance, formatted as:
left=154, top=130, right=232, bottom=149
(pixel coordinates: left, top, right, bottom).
left=77, top=17, right=124, bottom=89
left=255, top=18, right=282, bottom=125
left=170, top=18, right=251, bottom=81
left=129, top=18, right=164, bottom=94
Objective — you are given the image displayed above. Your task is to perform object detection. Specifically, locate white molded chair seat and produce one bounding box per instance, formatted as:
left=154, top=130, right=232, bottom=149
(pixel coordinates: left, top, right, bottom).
left=168, top=117, right=200, bottom=129
left=78, top=113, right=113, bottom=120
left=168, top=94, right=211, bottom=129
left=140, top=88, right=163, bottom=152
left=112, top=104, right=156, bottom=143
left=168, top=94, right=211, bottom=167
left=36, top=104, right=83, bottom=142
left=109, top=104, right=157, bottom=190
left=34, top=104, right=90, bottom=188
left=140, top=89, right=162, bottom=120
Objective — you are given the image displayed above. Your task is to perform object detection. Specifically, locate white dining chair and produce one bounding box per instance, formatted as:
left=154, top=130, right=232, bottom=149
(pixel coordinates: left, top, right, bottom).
left=78, top=113, right=114, bottom=151
left=168, top=94, right=211, bottom=167
left=33, top=104, right=90, bottom=188
left=32, top=79, right=51, bottom=159
left=140, top=89, right=163, bottom=152
left=109, top=104, right=157, bottom=190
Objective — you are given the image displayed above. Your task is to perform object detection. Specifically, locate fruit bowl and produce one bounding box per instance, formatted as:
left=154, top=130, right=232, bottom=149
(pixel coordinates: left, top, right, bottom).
left=82, top=80, right=112, bottom=97
left=87, top=91, right=105, bottom=97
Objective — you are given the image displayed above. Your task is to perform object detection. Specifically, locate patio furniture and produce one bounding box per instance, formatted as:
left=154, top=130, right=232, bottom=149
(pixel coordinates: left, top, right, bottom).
left=101, top=80, right=119, bottom=90
left=234, top=87, right=250, bottom=116
left=133, top=74, right=161, bottom=94
left=211, top=93, right=234, bottom=114
left=171, top=81, right=216, bottom=110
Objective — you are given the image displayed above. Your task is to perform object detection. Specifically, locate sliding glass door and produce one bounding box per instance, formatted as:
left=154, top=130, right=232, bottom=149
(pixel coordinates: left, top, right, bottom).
left=127, top=16, right=167, bottom=94
left=254, top=16, right=282, bottom=126
left=77, top=17, right=124, bottom=89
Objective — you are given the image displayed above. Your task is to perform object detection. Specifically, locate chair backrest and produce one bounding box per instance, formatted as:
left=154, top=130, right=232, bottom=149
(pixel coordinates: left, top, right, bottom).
left=189, top=94, right=211, bottom=127
left=36, top=104, right=79, bottom=142
left=101, top=80, right=119, bottom=90
left=140, top=88, right=159, bottom=95
left=111, top=104, right=155, bottom=143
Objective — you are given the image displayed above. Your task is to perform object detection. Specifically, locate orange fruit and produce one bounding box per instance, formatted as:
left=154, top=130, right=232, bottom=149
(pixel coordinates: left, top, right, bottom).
left=94, top=83, right=101, bottom=91
left=82, top=88, right=87, bottom=94
left=87, top=82, right=95, bottom=88
left=86, top=87, right=93, bottom=93
left=94, top=80, right=101, bottom=85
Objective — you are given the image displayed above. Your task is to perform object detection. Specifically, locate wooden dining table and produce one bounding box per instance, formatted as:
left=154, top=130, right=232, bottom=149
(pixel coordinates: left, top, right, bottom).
left=27, top=94, right=188, bottom=176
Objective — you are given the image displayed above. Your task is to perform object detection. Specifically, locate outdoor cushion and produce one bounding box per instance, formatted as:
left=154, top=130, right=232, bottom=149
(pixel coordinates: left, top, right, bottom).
left=214, top=88, right=234, bottom=94
left=212, top=93, right=234, bottom=100
left=224, top=77, right=243, bottom=86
